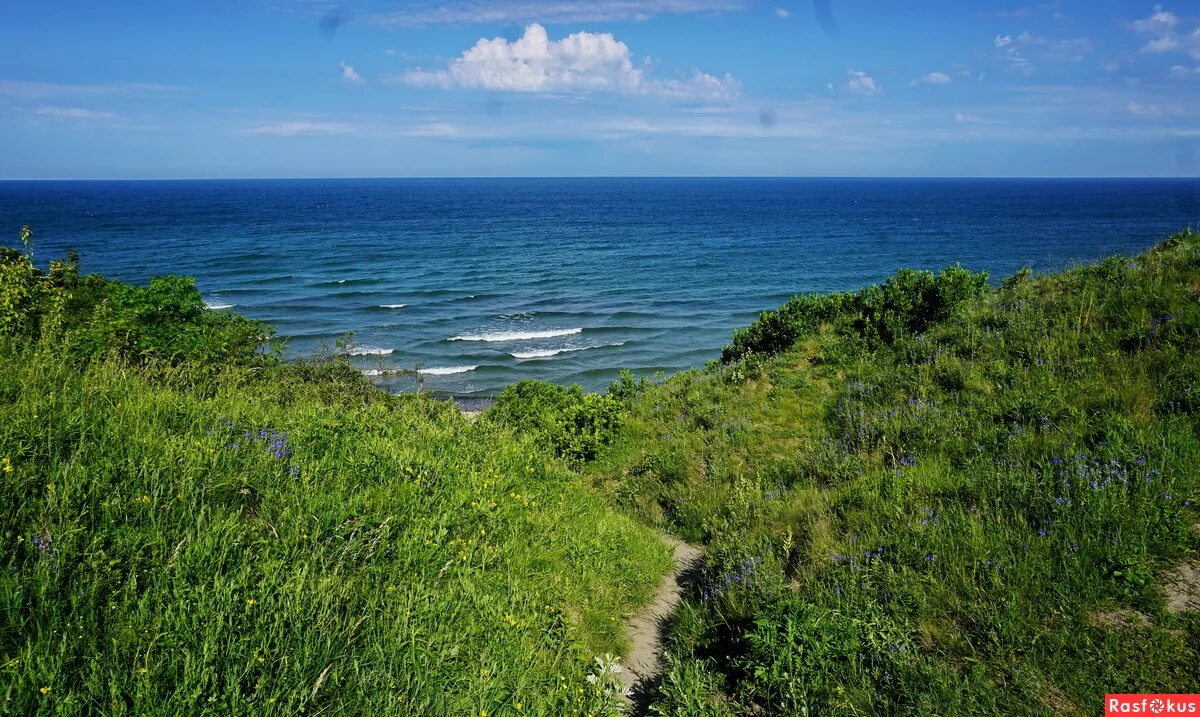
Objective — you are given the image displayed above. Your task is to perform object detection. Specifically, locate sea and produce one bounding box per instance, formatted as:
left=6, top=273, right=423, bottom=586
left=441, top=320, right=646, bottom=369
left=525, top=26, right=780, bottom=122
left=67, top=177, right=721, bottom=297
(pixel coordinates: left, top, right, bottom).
left=2, top=178, right=1197, bottom=396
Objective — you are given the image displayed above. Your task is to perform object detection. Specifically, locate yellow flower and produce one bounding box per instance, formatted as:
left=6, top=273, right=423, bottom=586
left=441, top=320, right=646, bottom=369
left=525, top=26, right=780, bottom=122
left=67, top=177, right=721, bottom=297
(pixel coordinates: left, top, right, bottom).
left=137, top=667, right=148, bottom=674
left=1, top=457, right=12, bottom=474
left=246, top=598, right=257, bottom=606
left=39, top=686, right=51, bottom=695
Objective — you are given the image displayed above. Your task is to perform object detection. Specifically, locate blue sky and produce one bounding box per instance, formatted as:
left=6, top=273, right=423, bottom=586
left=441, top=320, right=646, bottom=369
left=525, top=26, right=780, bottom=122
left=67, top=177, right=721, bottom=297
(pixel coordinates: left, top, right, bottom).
left=4, top=1, right=1199, bottom=178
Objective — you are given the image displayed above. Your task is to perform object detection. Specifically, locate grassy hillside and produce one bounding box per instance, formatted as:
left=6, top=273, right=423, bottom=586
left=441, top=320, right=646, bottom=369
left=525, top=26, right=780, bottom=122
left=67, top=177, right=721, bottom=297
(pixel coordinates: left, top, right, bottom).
left=580, top=229, right=1200, bottom=714
left=0, top=229, right=670, bottom=715
left=5, top=225, right=1200, bottom=716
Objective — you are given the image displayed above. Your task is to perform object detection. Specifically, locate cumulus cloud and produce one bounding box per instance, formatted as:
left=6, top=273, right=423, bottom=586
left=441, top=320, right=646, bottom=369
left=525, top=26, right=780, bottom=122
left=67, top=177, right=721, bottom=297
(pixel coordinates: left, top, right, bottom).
left=1131, top=6, right=1200, bottom=60
left=376, top=0, right=744, bottom=26
left=341, top=61, right=365, bottom=85
left=397, top=23, right=738, bottom=101
left=249, top=122, right=358, bottom=136
left=912, top=71, right=951, bottom=86
left=1131, top=6, right=1178, bottom=34
left=844, top=70, right=881, bottom=95
left=35, top=106, right=116, bottom=119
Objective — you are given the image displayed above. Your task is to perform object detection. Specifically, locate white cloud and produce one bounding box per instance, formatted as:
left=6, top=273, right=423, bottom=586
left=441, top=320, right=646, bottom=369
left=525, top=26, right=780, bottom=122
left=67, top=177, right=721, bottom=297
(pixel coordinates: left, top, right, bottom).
left=774, top=7, right=789, bottom=18
left=1130, top=6, right=1200, bottom=61
left=992, top=30, right=1091, bottom=75
left=912, top=71, right=951, bottom=85
left=0, top=80, right=186, bottom=99
left=1170, top=64, right=1200, bottom=78
left=1127, top=100, right=1162, bottom=117
left=376, top=0, right=744, bottom=26
left=35, top=106, right=117, bottom=119
left=1142, top=35, right=1179, bottom=53
left=844, top=70, right=881, bottom=95
left=341, top=61, right=365, bottom=85
left=248, top=122, right=358, bottom=136
left=397, top=23, right=738, bottom=101
left=954, top=112, right=982, bottom=123
left=1131, top=6, right=1178, bottom=34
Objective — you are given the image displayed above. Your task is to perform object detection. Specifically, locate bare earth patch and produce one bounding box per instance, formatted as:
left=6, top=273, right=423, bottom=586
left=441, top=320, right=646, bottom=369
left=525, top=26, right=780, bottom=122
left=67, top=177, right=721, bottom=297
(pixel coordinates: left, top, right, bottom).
left=620, top=534, right=703, bottom=713
left=1087, top=607, right=1152, bottom=630
left=1163, top=559, right=1200, bottom=614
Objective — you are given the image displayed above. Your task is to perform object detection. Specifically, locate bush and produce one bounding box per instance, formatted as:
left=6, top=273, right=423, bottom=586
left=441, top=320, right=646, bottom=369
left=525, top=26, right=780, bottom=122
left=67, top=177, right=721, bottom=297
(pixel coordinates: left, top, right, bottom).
left=722, top=265, right=989, bottom=362
left=1, top=226, right=271, bottom=366
left=487, top=380, right=625, bottom=464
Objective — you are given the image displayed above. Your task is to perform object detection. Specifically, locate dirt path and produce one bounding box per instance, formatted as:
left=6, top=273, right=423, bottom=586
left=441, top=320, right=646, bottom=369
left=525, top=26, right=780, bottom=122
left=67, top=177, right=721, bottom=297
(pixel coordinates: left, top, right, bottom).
left=620, top=534, right=704, bottom=713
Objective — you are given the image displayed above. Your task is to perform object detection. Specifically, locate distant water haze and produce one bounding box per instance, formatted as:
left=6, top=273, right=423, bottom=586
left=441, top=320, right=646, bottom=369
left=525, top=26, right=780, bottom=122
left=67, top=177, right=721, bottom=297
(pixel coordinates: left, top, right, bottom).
left=2, top=177, right=1197, bottom=395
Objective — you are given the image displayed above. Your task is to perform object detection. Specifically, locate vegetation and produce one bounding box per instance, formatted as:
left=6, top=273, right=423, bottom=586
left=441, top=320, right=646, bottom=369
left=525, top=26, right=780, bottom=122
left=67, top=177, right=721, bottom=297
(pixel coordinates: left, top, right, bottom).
left=0, top=228, right=669, bottom=715
left=4, top=224, right=1199, bottom=715
left=584, top=229, right=1200, bottom=714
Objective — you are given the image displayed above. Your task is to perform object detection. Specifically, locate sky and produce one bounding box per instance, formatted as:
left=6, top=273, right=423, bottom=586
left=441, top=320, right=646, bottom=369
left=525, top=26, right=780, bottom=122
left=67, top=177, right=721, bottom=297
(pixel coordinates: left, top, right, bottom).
left=3, top=0, right=1200, bottom=178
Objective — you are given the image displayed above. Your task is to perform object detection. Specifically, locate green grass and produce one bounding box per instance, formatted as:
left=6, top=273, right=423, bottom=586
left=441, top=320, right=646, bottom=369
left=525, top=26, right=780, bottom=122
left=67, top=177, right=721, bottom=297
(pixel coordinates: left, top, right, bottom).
left=0, top=237, right=671, bottom=715
left=587, top=230, right=1200, bottom=715
left=5, top=227, right=1200, bottom=715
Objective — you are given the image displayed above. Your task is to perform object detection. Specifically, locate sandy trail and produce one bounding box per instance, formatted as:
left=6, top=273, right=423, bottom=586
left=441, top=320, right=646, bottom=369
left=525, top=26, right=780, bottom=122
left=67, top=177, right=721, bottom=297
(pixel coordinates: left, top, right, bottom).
left=619, top=534, right=704, bottom=713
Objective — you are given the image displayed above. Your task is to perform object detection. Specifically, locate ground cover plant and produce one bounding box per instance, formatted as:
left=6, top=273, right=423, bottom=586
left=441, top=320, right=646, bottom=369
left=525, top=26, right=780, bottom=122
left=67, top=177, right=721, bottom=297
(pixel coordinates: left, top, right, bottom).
left=582, top=229, right=1200, bottom=715
left=4, top=226, right=1199, bottom=715
left=0, top=229, right=670, bottom=715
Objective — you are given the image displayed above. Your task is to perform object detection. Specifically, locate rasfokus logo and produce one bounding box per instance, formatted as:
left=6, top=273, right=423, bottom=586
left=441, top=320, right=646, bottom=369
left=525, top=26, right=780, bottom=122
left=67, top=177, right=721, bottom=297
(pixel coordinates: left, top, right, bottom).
left=1106, top=695, right=1200, bottom=715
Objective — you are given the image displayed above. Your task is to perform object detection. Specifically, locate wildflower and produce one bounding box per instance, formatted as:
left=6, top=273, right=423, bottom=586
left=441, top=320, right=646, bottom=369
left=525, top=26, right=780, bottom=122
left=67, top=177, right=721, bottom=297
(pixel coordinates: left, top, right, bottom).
left=40, top=686, right=51, bottom=695
left=1, top=456, right=11, bottom=474
left=246, top=598, right=257, bottom=606
left=1037, top=529, right=1048, bottom=538
left=137, top=667, right=148, bottom=674
left=925, top=553, right=936, bottom=563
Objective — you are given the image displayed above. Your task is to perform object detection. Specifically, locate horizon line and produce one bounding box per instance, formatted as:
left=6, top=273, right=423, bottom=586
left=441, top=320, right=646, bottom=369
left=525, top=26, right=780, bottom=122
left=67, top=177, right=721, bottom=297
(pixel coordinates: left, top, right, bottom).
left=2, top=174, right=1198, bottom=182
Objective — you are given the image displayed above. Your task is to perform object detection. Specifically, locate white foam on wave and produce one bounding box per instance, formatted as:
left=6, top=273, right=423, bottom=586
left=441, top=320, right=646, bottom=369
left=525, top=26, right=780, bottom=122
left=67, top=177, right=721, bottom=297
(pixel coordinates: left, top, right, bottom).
left=204, top=300, right=235, bottom=310
left=450, top=328, right=583, bottom=342
left=510, top=341, right=626, bottom=360
left=419, top=365, right=478, bottom=376
left=361, top=369, right=384, bottom=377
left=379, top=304, right=407, bottom=309
left=348, top=346, right=394, bottom=356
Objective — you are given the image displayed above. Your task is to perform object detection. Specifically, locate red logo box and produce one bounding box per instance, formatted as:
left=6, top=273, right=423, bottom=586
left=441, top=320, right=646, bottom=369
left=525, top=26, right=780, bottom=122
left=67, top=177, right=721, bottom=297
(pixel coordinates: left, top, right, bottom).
left=1106, top=695, right=1200, bottom=715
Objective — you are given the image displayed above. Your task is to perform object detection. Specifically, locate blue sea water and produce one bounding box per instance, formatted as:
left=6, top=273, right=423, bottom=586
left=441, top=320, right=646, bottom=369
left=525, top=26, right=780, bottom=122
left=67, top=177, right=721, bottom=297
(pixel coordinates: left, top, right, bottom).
left=2, top=178, right=1197, bottom=395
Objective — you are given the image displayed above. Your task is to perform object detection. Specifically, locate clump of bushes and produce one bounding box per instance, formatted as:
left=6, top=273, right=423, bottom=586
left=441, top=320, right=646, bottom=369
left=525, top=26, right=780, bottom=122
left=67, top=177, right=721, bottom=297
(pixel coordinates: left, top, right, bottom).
left=486, top=379, right=625, bottom=463
left=0, top=226, right=270, bottom=365
left=723, top=264, right=989, bottom=362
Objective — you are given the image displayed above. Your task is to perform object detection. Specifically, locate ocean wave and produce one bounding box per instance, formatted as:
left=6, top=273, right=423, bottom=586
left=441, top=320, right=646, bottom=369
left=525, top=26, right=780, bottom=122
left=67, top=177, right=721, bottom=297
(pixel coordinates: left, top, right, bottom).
left=510, top=341, right=626, bottom=360
left=379, top=304, right=407, bottom=309
left=419, top=365, right=478, bottom=376
left=347, top=346, right=394, bottom=356
left=450, top=328, right=583, bottom=342
left=204, top=300, right=235, bottom=310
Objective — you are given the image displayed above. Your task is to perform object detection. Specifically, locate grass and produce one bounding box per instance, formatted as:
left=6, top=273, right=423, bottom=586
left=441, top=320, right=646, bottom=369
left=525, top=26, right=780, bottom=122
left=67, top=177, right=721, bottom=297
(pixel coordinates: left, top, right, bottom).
left=4, top=226, right=1200, bottom=715
left=586, top=230, right=1200, bottom=715
left=0, top=236, right=670, bottom=715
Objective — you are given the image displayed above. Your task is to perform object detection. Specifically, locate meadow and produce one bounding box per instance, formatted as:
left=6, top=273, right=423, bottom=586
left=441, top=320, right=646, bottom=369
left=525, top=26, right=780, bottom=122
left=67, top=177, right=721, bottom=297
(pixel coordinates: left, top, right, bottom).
left=577, top=229, right=1200, bottom=714
left=0, top=228, right=668, bottom=715
left=3, top=225, right=1199, bottom=715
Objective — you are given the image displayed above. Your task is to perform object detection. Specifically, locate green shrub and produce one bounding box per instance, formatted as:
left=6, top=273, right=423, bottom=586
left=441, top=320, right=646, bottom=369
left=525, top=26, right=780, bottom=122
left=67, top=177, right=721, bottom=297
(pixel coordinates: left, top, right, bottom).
left=487, top=380, right=625, bottom=464
left=723, top=265, right=989, bottom=362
